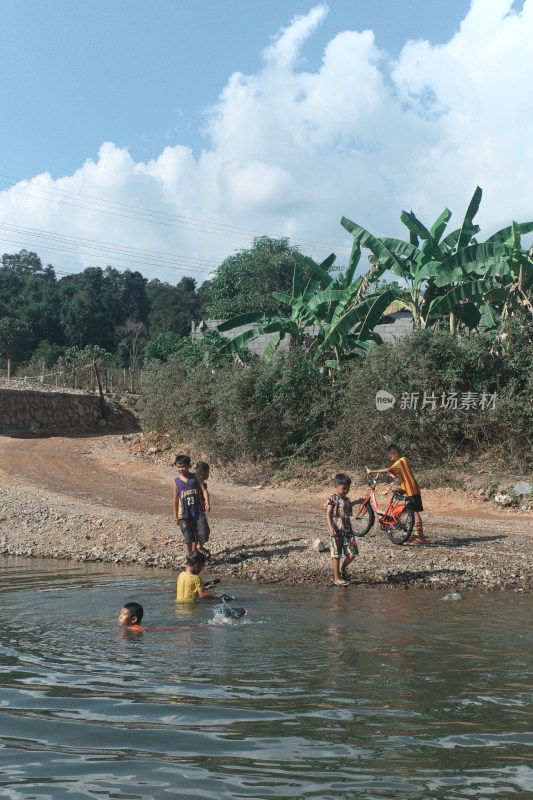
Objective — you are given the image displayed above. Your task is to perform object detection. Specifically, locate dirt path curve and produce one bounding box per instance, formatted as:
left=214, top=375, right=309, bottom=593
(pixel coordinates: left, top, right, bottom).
left=0, top=432, right=532, bottom=590
left=0, top=432, right=310, bottom=524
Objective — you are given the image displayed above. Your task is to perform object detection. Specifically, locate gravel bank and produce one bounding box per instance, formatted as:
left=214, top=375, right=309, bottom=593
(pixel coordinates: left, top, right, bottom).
left=1, top=478, right=532, bottom=592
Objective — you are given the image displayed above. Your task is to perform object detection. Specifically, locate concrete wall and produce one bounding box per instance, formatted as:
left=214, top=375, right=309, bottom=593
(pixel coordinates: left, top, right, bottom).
left=192, top=312, right=414, bottom=357
left=0, top=382, right=103, bottom=432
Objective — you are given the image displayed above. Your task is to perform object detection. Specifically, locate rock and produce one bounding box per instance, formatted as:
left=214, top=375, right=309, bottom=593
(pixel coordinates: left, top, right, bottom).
left=494, top=493, right=513, bottom=506
left=442, top=592, right=463, bottom=601
left=312, top=538, right=329, bottom=552
left=513, top=481, right=532, bottom=497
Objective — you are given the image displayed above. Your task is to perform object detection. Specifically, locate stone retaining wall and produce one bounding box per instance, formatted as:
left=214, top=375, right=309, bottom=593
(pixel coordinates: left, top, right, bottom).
left=0, top=385, right=103, bottom=431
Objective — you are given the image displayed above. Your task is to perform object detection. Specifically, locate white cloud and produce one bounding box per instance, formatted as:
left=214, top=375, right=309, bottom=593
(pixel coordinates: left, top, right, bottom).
left=0, top=0, right=532, bottom=282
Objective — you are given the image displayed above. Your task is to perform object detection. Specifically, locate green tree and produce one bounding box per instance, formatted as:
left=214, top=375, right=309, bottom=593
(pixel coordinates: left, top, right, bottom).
left=205, top=236, right=303, bottom=318
left=0, top=317, right=32, bottom=367
left=341, top=188, right=533, bottom=334
left=217, top=248, right=398, bottom=371
left=146, top=276, right=202, bottom=337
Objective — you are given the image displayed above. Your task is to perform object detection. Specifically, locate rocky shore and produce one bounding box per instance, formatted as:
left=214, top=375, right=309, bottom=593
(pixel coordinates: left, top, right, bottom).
left=1, top=452, right=532, bottom=592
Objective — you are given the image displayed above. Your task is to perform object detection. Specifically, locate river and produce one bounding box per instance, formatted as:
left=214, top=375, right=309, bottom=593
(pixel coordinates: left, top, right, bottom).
left=0, top=557, right=532, bottom=799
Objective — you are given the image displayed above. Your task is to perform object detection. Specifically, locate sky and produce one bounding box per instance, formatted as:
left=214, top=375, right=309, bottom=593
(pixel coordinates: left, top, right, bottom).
left=0, top=0, right=531, bottom=285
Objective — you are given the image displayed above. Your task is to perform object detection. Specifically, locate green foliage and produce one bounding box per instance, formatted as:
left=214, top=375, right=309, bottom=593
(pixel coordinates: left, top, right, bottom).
left=342, top=188, right=533, bottom=333
left=0, top=317, right=32, bottom=365
left=482, top=474, right=499, bottom=500
left=217, top=248, right=397, bottom=369
left=140, top=326, right=533, bottom=470
left=331, top=326, right=533, bottom=468
left=205, top=236, right=303, bottom=318
left=144, top=331, right=183, bottom=363
left=146, top=276, right=203, bottom=337
left=140, top=350, right=336, bottom=461
left=28, top=341, right=65, bottom=368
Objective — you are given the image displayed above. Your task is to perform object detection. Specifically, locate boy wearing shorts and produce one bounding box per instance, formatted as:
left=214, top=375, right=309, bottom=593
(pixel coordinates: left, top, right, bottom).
left=173, top=454, right=210, bottom=555
left=367, top=444, right=428, bottom=544
left=326, top=473, right=359, bottom=586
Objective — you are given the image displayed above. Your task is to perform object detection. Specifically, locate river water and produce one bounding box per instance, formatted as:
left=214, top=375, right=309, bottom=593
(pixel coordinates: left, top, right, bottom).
left=1, top=557, right=532, bottom=799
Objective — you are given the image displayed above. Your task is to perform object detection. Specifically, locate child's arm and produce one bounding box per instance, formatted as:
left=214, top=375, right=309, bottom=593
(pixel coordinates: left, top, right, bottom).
left=201, top=482, right=210, bottom=514
left=172, top=482, right=180, bottom=523
left=326, top=503, right=336, bottom=537
left=198, top=588, right=217, bottom=600
left=366, top=466, right=392, bottom=475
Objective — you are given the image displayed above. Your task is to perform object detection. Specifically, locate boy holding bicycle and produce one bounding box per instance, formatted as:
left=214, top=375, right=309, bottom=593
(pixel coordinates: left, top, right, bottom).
left=367, top=444, right=429, bottom=545
left=326, top=473, right=359, bottom=586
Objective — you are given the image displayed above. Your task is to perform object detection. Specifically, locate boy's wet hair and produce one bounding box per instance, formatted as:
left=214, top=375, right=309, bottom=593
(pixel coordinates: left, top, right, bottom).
left=174, top=454, right=191, bottom=467
left=186, top=551, right=207, bottom=568
left=123, top=601, right=144, bottom=623
left=387, top=444, right=401, bottom=455
left=195, top=460, right=209, bottom=474
left=332, top=472, right=351, bottom=487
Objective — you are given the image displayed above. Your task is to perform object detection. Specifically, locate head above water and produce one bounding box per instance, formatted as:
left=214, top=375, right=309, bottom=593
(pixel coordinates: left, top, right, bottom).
left=186, top=551, right=207, bottom=572
left=118, top=601, right=144, bottom=626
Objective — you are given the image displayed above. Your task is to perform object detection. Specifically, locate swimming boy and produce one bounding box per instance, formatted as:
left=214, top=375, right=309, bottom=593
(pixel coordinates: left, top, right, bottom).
left=194, top=460, right=211, bottom=560
left=367, top=444, right=428, bottom=545
left=118, top=601, right=206, bottom=631
left=173, top=454, right=210, bottom=555
left=326, top=473, right=359, bottom=587
left=118, top=601, right=144, bottom=628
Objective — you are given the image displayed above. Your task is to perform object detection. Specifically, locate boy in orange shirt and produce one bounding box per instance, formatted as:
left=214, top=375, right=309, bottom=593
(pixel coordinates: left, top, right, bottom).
left=367, top=444, right=429, bottom=545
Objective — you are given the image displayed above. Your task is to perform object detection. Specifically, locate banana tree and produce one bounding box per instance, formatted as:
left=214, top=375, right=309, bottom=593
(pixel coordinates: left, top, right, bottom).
left=216, top=246, right=398, bottom=370
left=342, top=187, right=533, bottom=333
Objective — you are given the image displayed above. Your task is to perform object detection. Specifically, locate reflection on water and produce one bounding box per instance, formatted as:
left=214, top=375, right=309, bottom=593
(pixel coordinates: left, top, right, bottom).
left=0, top=557, right=533, bottom=799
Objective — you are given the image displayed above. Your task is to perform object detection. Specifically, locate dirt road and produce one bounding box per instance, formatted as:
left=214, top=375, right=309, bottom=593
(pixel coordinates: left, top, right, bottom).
left=0, top=432, right=532, bottom=591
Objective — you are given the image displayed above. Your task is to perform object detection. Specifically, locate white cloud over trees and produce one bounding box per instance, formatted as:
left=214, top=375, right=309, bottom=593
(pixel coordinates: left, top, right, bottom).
left=0, top=0, right=531, bottom=280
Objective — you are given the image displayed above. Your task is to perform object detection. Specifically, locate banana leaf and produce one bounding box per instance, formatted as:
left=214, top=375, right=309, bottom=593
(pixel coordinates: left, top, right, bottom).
left=485, top=221, right=533, bottom=244
left=457, top=186, right=482, bottom=250
left=429, top=208, right=452, bottom=243
left=434, top=243, right=513, bottom=287
left=317, top=288, right=399, bottom=354
left=380, top=238, right=421, bottom=264
left=261, top=331, right=283, bottom=361
left=426, top=278, right=501, bottom=320
left=344, top=238, right=362, bottom=285
left=340, top=217, right=406, bottom=274
left=440, top=228, right=461, bottom=252
left=400, top=210, right=432, bottom=241
left=218, top=320, right=295, bottom=354
left=271, top=292, right=322, bottom=326
left=217, top=311, right=274, bottom=332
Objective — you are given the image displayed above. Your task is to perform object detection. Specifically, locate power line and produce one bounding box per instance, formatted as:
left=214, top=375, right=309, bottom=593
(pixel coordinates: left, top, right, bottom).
left=0, top=172, right=351, bottom=254
left=0, top=223, right=217, bottom=277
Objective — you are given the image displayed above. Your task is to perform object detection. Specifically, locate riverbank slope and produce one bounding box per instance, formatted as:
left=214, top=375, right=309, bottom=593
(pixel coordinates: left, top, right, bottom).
left=0, top=433, right=532, bottom=591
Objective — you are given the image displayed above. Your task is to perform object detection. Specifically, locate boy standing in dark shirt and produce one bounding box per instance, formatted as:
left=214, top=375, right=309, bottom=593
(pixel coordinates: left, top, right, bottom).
left=173, top=454, right=210, bottom=555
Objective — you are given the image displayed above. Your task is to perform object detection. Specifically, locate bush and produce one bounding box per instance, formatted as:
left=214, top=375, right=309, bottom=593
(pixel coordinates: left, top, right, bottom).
left=140, top=349, right=336, bottom=462
left=331, top=327, right=533, bottom=469
left=139, top=326, right=533, bottom=471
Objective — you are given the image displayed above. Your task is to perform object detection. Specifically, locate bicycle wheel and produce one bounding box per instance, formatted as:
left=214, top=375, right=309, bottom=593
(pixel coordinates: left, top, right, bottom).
left=386, top=507, right=414, bottom=545
left=351, top=501, right=375, bottom=537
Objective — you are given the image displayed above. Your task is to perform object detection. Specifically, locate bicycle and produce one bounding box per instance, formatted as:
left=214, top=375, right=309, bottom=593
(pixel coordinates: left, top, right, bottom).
left=350, top=473, right=415, bottom=545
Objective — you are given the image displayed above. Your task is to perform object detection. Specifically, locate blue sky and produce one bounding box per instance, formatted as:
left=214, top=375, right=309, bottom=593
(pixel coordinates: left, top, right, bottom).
left=2, top=0, right=471, bottom=178
left=0, top=0, right=530, bottom=282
